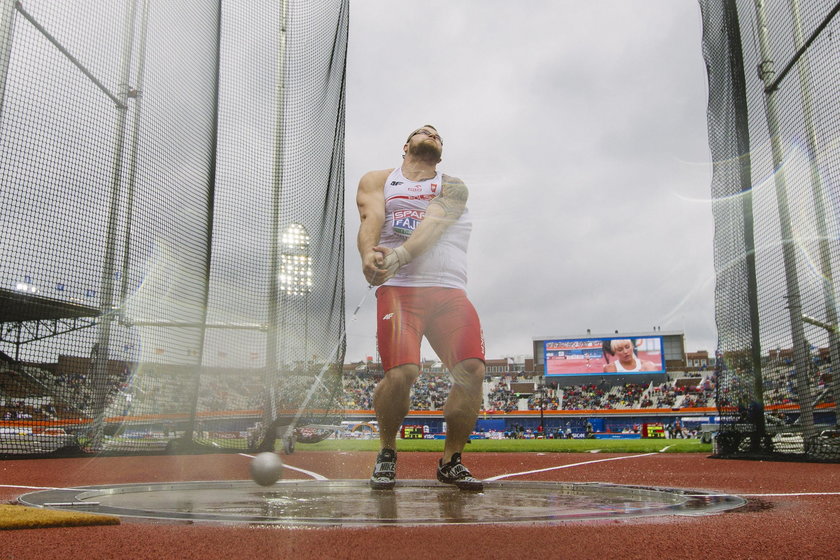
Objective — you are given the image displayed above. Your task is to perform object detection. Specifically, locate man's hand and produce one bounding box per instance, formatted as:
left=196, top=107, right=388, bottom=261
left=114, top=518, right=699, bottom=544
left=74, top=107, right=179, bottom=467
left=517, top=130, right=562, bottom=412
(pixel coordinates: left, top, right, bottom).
left=368, top=245, right=412, bottom=286
left=379, top=245, right=412, bottom=277
left=362, top=248, right=386, bottom=285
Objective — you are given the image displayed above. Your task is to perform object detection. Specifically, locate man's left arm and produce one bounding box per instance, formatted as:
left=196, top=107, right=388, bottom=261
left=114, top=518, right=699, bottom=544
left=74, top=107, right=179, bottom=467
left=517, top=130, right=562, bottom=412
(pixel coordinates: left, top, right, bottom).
left=375, top=174, right=468, bottom=277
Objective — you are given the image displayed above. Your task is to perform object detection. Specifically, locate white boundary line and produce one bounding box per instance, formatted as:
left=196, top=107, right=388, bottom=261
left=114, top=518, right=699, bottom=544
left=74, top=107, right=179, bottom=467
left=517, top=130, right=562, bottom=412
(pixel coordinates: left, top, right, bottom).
left=482, top=448, right=840, bottom=498
left=681, top=492, right=840, bottom=498
left=484, top=452, right=659, bottom=481
left=0, top=484, right=84, bottom=491
left=238, top=452, right=328, bottom=481
left=740, top=492, right=840, bottom=497
left=3, top=484, right=837, bottom=498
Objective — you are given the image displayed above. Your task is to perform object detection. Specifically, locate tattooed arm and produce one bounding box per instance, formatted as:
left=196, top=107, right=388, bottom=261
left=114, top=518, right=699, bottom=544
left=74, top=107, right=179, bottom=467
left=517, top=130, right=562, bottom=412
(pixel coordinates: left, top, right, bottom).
left=374, top=174, right=468, bottom=280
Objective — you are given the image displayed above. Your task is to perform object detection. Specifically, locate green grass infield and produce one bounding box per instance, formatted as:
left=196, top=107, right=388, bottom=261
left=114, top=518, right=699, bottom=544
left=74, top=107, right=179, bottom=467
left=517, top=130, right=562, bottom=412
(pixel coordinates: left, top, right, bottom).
left=295, top=438, right=711, bottom=454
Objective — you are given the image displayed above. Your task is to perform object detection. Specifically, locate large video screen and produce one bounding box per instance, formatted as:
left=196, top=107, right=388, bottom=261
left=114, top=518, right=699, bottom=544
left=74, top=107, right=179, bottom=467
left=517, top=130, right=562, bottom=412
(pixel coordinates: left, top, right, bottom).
left=544, top=336, right=665, bottom=377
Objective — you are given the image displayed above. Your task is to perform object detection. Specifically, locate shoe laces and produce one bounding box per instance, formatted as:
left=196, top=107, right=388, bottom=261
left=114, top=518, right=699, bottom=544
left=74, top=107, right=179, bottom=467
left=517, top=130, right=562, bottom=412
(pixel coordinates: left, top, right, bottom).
left=442, top=453, right=474, bottom=479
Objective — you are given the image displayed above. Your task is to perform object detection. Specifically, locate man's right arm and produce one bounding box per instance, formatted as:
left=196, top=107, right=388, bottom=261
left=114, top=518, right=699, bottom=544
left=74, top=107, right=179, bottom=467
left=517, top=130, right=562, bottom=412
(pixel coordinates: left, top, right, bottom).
left=356, top=169, right=390, bottom=285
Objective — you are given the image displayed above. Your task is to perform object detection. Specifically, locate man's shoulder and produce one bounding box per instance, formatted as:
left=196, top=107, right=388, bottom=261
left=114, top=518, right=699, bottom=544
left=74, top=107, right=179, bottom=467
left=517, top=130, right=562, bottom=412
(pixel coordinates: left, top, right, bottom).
left=361, top=168, right=396, bottom=184
left=357, top=168, right=395, bottom=195
left=441, top=173, right=465, bottom=186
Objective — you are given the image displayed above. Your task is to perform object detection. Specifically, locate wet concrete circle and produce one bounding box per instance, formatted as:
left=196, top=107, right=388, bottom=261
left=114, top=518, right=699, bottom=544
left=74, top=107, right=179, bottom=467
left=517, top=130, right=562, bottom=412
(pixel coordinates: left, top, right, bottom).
left=19, top=480, right=746, bottom=526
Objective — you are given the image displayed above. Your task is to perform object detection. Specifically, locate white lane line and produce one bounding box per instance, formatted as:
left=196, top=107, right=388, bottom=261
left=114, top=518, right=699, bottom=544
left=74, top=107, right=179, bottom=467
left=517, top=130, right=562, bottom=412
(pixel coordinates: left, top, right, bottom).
left=741, top=492, right=840, bottom=497
left=681, top=492, right=840, bottom=498
left=484, top=452, right=659, bottom=482
left=237, top=452, right=328, bottom=481
left=0, top=484, right=83, bottom=491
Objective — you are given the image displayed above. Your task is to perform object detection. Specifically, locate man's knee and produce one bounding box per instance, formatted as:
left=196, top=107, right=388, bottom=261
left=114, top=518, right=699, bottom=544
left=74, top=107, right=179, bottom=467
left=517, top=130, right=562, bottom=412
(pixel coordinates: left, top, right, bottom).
left=382, top=364, right=420, bottom=390
left=451, top=358, right=485, bottom=388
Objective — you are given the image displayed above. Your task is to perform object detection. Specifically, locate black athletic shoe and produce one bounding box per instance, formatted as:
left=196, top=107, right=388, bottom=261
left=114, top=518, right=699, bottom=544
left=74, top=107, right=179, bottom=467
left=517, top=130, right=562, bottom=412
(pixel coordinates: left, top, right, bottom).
left=436, top=452, right=483, bottom=492
left=370, top=448, right=397, bottom=490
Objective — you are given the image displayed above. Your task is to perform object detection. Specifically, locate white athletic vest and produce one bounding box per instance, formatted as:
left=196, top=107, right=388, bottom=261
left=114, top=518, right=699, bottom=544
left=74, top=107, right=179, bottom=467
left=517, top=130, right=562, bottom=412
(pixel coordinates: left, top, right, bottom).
left=614, top=356, right=642, bottom=372
left=379, top=166, right=472, bottom=289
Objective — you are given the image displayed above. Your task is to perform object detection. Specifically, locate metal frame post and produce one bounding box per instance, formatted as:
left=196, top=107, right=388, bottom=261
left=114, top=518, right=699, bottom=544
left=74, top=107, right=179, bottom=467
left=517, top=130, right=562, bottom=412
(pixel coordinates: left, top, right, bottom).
left=90, top=0, right=139, bottom=450
left=119, top=0, right=150, bottom=306
left=0, top=0, right=17, bottom=127
left=752, top=0, right=816, bottom=435
left=180, top=0, right=223, bottom=449
left=261, top=0, right=290, bottom=450
left=788, top=0, right=840, bottom=426
left=720, top=0, right=768, bottom=447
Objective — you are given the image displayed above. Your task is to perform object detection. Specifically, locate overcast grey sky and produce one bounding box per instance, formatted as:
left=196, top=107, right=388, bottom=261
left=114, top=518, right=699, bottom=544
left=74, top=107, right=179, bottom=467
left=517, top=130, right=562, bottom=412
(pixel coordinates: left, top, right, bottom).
left=341, top=1, right=717, bottom=363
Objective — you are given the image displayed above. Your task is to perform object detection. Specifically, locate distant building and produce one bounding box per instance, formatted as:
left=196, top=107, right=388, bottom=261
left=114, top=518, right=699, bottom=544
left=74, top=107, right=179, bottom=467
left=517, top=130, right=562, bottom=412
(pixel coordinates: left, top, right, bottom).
left=685, top=350, right=710, bottom=371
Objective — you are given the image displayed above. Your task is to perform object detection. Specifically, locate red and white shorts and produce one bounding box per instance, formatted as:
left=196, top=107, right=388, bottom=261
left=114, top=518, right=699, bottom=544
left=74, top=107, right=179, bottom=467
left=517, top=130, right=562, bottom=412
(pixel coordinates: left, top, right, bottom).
left=376, top=286, right=485, bottom=372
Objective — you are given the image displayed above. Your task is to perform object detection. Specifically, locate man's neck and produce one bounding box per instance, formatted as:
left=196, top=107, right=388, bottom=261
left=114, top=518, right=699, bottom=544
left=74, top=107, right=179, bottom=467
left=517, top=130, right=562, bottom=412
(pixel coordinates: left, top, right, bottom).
left=401, top=156, right=438, bottom=182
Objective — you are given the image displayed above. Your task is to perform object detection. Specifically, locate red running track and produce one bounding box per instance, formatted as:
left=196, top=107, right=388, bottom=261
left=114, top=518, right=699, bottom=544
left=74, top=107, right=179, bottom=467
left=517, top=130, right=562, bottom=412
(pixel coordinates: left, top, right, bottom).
left=1, top=451, right=839, bottom=559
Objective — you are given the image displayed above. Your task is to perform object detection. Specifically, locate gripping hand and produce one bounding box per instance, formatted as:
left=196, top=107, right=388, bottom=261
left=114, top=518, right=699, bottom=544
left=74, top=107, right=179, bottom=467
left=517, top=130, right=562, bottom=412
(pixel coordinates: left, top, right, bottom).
left=373, top=245, right=412, bottom=285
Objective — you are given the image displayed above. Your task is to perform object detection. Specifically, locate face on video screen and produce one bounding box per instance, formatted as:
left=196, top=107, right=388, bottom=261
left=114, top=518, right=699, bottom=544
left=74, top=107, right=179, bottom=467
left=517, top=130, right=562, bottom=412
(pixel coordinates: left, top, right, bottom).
left=544, top=336, right=665, bottom=376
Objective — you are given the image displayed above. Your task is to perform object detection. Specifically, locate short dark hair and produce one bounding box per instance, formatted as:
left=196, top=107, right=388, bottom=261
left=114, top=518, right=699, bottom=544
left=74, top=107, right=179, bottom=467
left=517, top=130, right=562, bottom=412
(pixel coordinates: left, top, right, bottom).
left=406, top=124, right=439, bottom=143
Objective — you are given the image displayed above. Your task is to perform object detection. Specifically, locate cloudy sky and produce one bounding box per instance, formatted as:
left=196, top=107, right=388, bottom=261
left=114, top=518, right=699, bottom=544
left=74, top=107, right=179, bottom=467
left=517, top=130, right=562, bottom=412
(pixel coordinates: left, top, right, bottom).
left=341, top=1, right=717, bottom=363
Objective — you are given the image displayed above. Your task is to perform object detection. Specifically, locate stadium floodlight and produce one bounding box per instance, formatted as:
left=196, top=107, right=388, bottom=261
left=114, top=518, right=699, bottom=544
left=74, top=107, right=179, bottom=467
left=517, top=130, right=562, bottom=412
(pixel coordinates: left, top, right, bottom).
left=15, top=282, right=36, bottom=293
left=278, top=222, right=313, bottom=372
left=279, top=223, right=312, bottom=296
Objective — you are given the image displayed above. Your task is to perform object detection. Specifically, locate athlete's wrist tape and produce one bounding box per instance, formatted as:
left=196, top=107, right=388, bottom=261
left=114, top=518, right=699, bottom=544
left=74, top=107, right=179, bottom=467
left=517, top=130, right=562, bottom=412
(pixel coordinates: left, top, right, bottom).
left=393, top=245, right=412, bottom=267
left=379, top=245, right=413, bottom=282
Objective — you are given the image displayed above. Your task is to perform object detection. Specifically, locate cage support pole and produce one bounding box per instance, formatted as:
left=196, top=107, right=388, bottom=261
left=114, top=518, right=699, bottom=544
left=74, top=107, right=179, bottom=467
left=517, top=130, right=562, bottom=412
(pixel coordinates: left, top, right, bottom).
left=261, top=0, right=290, bottom=450
left=788, top=0, right=840, bottom=425
left=753, top=0, right=816, bottom=435
left=90, top=0, right=139, bottom=450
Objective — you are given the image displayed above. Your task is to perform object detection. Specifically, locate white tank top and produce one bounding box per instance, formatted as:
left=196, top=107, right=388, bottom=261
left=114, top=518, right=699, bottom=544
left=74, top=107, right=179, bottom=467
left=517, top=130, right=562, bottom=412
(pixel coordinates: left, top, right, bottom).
left=379, top=166, right=472, bottom=289
left=614, top=356, right=642, bottom=372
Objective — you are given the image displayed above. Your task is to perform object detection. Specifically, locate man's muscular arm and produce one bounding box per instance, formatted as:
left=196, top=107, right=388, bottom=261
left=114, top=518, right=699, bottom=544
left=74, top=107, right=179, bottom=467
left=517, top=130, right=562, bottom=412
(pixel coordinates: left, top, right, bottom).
left=356, top=169, right=391, bottom=285
left=376, top=174, right=468, bottom=278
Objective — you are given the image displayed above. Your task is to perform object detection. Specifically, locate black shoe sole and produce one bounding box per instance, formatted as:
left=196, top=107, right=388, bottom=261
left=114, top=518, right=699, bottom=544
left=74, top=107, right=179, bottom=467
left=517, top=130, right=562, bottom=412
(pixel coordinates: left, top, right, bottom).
left=369, top=479, right=396, bottom=490
left=453, top=480, right=484, bottom=492
left=437, top=472, right=484, bottom=492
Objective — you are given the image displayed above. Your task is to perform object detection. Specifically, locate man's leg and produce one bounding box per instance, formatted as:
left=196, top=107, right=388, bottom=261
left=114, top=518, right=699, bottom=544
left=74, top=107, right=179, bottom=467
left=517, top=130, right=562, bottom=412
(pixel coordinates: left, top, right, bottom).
left=442, top=358, right=485, bottom=462
left=374, top=364, right=420, bottom=450
left=369, top=364, right=419, bottom=489
left=423, top=289, right=485, bottom=490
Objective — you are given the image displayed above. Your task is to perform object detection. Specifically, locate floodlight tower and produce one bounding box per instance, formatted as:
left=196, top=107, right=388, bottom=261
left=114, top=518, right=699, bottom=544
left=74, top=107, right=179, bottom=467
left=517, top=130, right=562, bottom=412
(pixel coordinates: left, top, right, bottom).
left=279, top=223, right=313, bottom=368
left=260, top=222, right=311, bottom=452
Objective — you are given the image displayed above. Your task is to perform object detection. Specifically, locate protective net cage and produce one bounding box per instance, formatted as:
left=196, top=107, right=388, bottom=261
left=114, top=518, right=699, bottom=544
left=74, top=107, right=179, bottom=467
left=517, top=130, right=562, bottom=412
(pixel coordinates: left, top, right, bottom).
left=0, top=0, right=348, bottom=456
left=700, top=0, right=839, bottom=461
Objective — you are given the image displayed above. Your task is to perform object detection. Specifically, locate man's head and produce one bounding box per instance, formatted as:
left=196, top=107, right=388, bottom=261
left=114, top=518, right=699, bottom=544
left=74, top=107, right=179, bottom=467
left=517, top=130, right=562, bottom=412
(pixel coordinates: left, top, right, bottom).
left=404, top=124, right=443, bottom=162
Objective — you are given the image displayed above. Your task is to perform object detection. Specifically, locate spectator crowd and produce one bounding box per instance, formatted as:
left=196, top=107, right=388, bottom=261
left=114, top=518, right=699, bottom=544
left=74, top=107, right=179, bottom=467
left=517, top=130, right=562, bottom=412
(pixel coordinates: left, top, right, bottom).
left=4, top=351, right=836, bottom=422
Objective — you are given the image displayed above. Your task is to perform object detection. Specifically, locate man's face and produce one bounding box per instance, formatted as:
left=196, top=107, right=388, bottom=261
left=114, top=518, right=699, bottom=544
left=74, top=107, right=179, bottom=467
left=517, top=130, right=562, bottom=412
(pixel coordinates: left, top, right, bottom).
left=405, top=127, right=443, bottom=161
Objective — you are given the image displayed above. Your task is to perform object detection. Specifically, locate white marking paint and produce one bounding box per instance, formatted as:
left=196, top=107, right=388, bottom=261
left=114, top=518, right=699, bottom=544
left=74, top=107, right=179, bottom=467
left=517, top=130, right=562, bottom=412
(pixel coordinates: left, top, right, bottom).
left=0, top=484, right=83, bottom=491
left=484, top=453, right=658, bottom=481
left=684, top=492, right=840, bottom=498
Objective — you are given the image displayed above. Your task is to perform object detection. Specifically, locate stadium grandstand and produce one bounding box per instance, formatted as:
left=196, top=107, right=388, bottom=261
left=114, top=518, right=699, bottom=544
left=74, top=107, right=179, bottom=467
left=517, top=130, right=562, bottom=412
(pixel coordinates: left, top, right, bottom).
left=5, top=328, right=834, bottom=451
left=337, top=325, right=831, bottom=444
left=339, top=329, right=720, bottom=440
